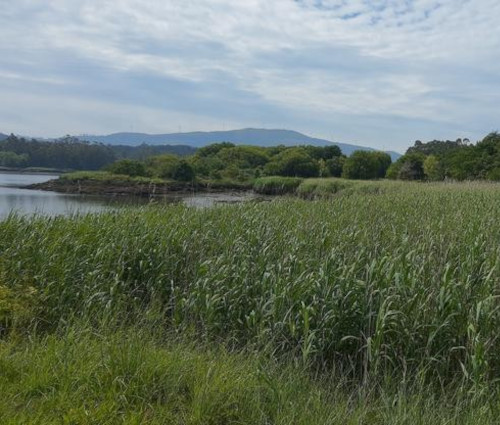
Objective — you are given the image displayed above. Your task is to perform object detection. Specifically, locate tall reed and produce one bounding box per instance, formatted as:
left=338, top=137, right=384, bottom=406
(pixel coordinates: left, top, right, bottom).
left=2, top=181, right=500, bottom=389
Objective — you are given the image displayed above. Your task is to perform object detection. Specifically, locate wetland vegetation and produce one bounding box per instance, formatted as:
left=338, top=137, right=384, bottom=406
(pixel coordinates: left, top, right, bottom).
left=2, top=180, right=500, bottom=423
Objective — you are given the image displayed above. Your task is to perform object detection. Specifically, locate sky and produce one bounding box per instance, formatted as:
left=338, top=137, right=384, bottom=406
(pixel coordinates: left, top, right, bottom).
left=1, top=0, right=499, bottom=152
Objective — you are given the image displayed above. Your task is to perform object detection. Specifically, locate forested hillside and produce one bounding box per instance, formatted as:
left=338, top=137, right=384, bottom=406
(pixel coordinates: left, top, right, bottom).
left=0, top=135, right=115, bottom=170
left=0, top=135, right=195, bottom=170
left=388, top=132, right=500, bottom=181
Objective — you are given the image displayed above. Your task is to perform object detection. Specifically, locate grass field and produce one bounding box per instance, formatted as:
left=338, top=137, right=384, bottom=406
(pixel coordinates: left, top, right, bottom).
left=2, top=180, right=500, bottom=422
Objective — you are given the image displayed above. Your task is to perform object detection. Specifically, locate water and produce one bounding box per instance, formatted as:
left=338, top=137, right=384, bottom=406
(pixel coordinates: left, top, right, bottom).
left=0, top=172, right=259, bottom=219
left=0, top=172, right=114, bottom=218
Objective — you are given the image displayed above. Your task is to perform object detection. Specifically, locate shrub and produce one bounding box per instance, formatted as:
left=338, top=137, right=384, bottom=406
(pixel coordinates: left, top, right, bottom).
left=172, top=160, right=195, bottom=181
left=264, top=148, right=319, bottom=178
left=342, top=151, right=391, bottom=180
left=296, top=178, right=352, bottom=198
left=106, top=159, right=147, bottom=177
left=253, top=176, right=303, bottom=195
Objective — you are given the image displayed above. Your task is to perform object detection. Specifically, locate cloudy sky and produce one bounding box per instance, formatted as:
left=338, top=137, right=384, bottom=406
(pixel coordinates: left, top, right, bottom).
left=1, top=0, right=499, bottom=152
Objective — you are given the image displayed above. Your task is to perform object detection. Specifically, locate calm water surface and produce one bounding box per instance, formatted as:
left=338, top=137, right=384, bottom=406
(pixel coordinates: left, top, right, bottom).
left=0, top=172, right=258, bottom=219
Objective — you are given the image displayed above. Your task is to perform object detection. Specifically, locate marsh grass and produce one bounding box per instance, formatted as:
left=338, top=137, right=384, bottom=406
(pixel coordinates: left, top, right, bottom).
left=3, top=181, right=500, bottom=421
left=254, top=176, right=413, bottom=198
left=60, top=171, right=166, bottom=184
left=296, top=178, right=353, bottom=198
left=253, top=176, right=303, bottom=194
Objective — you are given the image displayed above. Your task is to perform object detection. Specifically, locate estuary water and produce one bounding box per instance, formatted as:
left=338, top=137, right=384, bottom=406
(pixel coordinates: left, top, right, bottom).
left=0, top=172, right=114, bottom=219
left=0, top=172, right=257, bottom=219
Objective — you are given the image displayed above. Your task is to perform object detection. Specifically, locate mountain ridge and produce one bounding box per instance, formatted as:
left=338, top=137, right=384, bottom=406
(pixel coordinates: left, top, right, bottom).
left=76, top=128, right=401, bottom=160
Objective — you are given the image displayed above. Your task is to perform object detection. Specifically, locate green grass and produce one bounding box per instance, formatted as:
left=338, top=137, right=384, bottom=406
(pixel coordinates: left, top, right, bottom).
left=296, top=178, right=354, bottom=198
left=0, top=327, right=335, bottom=424
left=0, top=326, right=496, bottom=424
left=253, top=176, right=411, bottom=198
left=295, top=177, right=416, bottom=198
left=253, top=176, right=303, bottom=194
left=58, top=173, right=405, bottom=197
left=58, top=171, right=254, bottom=191
left=3, top=180, right=500, bottom=421
left=60, top=170, right=166, bottom=184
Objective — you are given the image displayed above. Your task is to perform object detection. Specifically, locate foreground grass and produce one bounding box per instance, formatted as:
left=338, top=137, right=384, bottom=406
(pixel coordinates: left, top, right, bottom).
left=1, top=328, right=334, bottom=424
left=3, top=182, right=500, bottom=383
left=3, top=180, right=500, bottom=421
left=0, top=327, right=495, bottom=424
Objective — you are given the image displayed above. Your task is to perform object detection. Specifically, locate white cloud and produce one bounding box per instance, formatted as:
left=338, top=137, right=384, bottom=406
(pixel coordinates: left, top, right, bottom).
left=0, top=0, right=499, bottom=150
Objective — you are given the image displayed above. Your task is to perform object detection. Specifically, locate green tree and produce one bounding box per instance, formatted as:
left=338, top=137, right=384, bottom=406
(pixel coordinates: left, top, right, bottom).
left=264, top=148, right=319, bottom=178
left=325, top=156, right=345, bottom=177
left=188, top=155, right=224, bottom=178
left=303, top=145, right=342, bottom=160
left=0, top=151, right=29, bottom=167
left=385, top=161, right=402, bottom=179
left=318, top=159, right=329, bottom=177
left=172, top=160, right=195, bottom=181
left=342, top=151, right=390, bottom=180
left=0, top=135, right=116, bottom=170
left=423, top=155, right=443, bottom=181
left=106, top=159, right=147, bottom=177
left=146, top=154, right=181, bottom=179
left=216, top=146, right=269, bottom=169
left=373, top=152, right=392, bottom=178
left=398, top=153, right=425, bottom=180
left=197, top=142, right=235, bottom=157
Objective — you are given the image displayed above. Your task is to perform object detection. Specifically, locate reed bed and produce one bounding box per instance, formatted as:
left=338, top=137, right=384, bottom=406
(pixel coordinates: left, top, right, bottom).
left=253, top=176, right=303, bottom=194
left=2, top=182, right=500, bottom=388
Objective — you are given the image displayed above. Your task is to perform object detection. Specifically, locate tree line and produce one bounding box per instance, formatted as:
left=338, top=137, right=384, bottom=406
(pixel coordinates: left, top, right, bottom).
left=0, top=134, right=394, bottom=180
left=6, top=131, right=500, bottom=182
left=0, top=135, right=195, bottom=170
left=387, top=132, right=500, bottom=181
left=106, top=142, right=393, bottom=182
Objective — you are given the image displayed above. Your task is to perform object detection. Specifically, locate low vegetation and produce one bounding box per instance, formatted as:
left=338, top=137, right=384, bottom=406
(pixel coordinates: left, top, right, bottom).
left=42, top=170, right=253, bottom=194
left=59, top=170, right=164, bottom=184
left=296, top=178, right=353, bottom=198
left=2, top=327, right=493, bottom=424
left=253, top=176, right=303, bottom=195
left=2, top=181, right=500, bottom=421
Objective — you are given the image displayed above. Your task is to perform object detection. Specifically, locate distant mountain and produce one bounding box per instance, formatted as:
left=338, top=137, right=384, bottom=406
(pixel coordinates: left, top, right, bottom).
left=0, top=133, right=8, bottom=141
left=77, top=128, right=401, bottom=160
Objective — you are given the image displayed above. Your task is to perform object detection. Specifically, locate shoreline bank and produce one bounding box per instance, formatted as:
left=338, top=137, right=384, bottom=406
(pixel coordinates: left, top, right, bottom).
left=26, top=178, right=253, bottom=196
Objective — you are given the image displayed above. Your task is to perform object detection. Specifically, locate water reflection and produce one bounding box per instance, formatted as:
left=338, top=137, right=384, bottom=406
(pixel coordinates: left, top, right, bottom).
left=0, top=173, right=60, bottom=187
left=0, top=179, right=115, bottom=218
